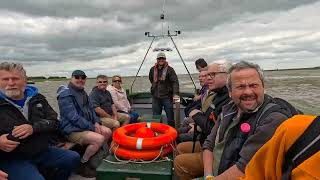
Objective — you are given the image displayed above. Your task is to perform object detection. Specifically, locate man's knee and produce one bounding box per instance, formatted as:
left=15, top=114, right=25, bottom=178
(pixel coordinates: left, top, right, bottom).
left=85, top=132, right=105, bottom=146
left=0, top=161, right=45, bottom=180
left=174, top=153, right=203, bottom=179
left=95, top=134, right=106, bottom=146
left=176, top=142, right=193, bottom=154
left=63, top=150, right=80, bottom=169
left=174, top=155, right=188, bottom=176
left=101, top=126, right=112, bottom=138
left=114, top=121, right=120, bottom=129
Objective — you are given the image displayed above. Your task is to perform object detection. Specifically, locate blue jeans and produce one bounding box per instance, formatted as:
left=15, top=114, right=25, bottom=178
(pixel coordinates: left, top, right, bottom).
left=0, top=146, right=80, bottom=180
left=152, top=97, right=175, bottom=127
left=118, top=110, right=140, bottom=123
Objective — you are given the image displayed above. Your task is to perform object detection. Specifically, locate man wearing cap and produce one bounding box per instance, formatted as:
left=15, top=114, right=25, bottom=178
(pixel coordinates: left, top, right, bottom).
left=149, top=52, right=179, bottom=127
left=57, top=70, right=112, bottom=174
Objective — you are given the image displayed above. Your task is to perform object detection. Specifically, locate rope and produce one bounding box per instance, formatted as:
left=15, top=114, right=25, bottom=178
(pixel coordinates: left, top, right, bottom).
left=104, top=143, right=174, bottom=164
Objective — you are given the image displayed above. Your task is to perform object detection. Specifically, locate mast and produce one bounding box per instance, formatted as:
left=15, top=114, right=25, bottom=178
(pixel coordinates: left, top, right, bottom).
left=130, top=0, right=197, bottom=93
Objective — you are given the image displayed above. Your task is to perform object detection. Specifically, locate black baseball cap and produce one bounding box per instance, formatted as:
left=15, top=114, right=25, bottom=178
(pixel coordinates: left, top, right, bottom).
left=71, top=70, right=86, bottom=77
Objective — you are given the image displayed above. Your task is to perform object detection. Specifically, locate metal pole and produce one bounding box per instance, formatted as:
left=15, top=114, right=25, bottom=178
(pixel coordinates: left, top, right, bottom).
left=175, top=100, right=181, bottom=128
left=130, top=36, right=156, bottom=94
left=169, top=35, right=197, bottom=91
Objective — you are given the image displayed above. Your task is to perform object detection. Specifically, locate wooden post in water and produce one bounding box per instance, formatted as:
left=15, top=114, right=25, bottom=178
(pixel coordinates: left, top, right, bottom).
left=174, top=98, right=181, bottom=128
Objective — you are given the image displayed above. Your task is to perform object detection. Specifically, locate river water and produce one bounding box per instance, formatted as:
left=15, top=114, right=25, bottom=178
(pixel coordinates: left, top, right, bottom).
left=33, top=69, right=320, bottom=115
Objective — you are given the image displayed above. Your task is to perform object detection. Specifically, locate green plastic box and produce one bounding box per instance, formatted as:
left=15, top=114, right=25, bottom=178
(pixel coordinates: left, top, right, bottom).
left=97, top=155, right=173, bottom=180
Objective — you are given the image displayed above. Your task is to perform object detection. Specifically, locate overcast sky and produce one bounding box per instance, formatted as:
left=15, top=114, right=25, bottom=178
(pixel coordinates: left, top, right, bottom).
left=1, top=0, right=320, bottom=77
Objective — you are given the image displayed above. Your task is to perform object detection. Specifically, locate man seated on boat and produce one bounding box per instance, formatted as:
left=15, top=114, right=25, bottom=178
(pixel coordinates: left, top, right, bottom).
left=57, top=70, right=112, bottom=174
left=178, top=69, right=209, bottom=143
left=174, top=62, right=231, bottom=180
left=0, top=62, right=80, bottom=180
left=107, top=75, right=140, bottom=124
left=149, top=52, right=180, bottom=127
left=183, top=58, right=209, bottom=118
left=193, top=58, right=209, bottom=102
left=201, top=61, right=290, bottom=180
left=90, top=75, right=131, bottom=129
left=241, top=115, right=320, bottom=180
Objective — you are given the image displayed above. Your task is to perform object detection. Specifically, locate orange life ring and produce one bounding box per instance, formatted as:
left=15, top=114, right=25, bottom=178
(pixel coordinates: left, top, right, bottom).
left=111, top=142, right=173, bottom=160
left=113, top=122, right=177, bottom=150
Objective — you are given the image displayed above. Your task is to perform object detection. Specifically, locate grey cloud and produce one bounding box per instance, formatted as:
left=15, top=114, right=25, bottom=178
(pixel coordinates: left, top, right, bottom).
left=1, top=0, right=320, bottom=76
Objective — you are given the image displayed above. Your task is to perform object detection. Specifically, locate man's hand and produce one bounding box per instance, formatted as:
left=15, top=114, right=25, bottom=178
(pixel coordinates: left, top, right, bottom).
left=193, top=94, right=201, bottom=101
left=0, top=134, right=19, bottom=152
left=214, top=165, right=244, bottom=180
left=113, top=115, right=118, bottom=121
left=188, top=123, right=195, bottom=134
left=189, top=109, right=202, bottom=117
left=0, top=170, right=8, bottom=180
left=95, top=122, right=102, bottom=134
left=124, top=114, right=130, bottom=120
left=12, top=124, right=33, bottom=139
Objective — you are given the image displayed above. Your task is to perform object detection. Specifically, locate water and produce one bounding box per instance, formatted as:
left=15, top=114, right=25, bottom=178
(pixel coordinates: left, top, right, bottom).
left=33, top=69, right=320, bottom=115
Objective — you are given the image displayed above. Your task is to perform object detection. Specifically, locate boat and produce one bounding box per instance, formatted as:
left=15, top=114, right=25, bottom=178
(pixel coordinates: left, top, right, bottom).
left=96, top=2, right=197, bottom=179
left=27, top=80, right=35, bottom=84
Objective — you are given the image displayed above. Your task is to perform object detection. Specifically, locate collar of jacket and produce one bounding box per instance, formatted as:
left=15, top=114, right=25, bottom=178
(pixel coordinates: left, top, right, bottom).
left=212, top=86, right=228, bottom=95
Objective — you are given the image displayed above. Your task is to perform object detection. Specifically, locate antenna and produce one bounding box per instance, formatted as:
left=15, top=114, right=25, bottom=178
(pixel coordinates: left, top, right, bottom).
left=131, top=0, right=197, bottom=93
left=161, top=0, right=166, bottom=37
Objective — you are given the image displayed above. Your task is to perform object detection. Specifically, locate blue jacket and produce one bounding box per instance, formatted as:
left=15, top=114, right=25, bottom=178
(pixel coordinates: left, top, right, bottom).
left=57, top=85, right=100, bottom=135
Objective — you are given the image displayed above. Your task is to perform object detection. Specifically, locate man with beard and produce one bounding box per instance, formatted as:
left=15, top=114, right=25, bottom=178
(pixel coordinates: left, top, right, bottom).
left=174, top=62, right=231, bottom=180
left=58, top=70, right=112, bottom=177
left=0, top=62, right=80, bottom=180
left=202, top=61, right=290, bottom=180
left=149, top=52, right=180, bottom=127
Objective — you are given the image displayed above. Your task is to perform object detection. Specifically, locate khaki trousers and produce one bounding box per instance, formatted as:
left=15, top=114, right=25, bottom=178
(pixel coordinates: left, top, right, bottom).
left=174, top=141, right=204, bottom=180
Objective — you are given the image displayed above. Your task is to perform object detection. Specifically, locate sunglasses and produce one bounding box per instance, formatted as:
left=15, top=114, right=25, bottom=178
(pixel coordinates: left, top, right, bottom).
left=207, top=72, right=226, bottom=79
left=113, top=80, right=122, bottom=83
left=98, top=81, right=108, bottom=83
left=74, top=75, right=87, bottom=80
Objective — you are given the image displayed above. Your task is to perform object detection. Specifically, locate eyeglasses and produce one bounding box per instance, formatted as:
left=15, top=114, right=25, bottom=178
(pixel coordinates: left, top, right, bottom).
left=113, top=80, right=122, bottom=83
left=74, top=75, right=87, bottom=80
left=98, top=81, right=108, bottom=83
left=207, top=72, right=226, bottom=79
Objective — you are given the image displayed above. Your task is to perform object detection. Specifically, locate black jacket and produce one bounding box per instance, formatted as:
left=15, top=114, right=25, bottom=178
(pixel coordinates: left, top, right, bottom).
left=203, top=94, right=290, bottom=175
left=192, top=86, right=230, bottom=144
left=0, top=93, right=58, bottom=160
left=149, top=66, right=179, bottom=99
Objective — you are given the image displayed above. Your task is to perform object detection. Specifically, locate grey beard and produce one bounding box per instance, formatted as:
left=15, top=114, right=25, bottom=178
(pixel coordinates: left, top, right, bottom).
left=3, top=89, right=24, bottom=99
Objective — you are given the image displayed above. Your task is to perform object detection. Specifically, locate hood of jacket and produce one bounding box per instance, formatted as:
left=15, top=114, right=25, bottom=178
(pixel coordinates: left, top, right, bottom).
left=0, top=85, right=38, bottom=100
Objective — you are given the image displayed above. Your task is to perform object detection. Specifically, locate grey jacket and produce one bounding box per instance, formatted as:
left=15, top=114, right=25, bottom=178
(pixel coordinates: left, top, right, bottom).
left=203, top=94, right=289, bottom=174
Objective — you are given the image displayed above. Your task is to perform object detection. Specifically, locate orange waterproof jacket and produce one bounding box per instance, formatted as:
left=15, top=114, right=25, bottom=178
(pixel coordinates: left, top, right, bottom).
left=241, top=115, right=320, bottom=180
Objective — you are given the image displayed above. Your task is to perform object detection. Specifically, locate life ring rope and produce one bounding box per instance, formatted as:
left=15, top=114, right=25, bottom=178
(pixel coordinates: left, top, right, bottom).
left=106, top=143, right=174, bottom=164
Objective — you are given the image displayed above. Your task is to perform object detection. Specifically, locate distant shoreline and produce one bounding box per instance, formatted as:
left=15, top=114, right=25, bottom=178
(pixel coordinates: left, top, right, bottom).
left=264, top=66, right=320, bottom=72
left=28, top=66, right=320, bottom=82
